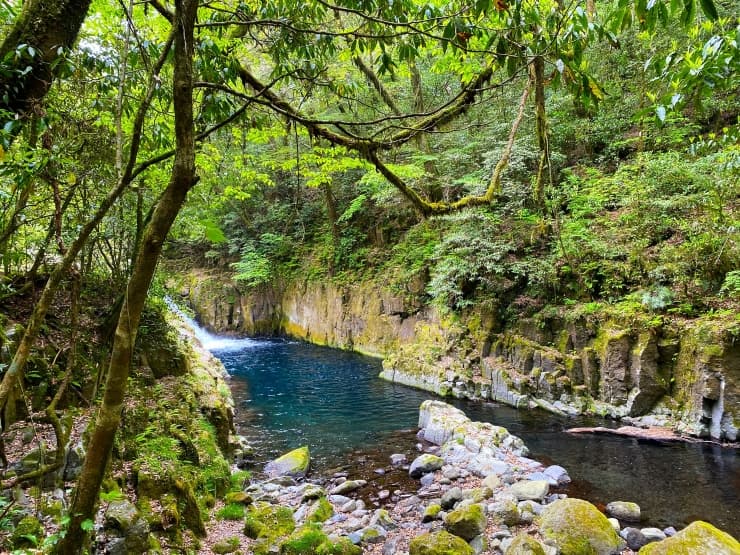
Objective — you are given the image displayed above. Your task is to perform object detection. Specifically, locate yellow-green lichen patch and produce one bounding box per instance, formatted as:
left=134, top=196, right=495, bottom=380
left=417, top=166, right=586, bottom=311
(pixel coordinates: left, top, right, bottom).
left=280, top=524, right=362, bottom=555
left=264, top=445, right=311, bottom=478
left=409, top=530, right=475, bottom=555
left=539, top=498, right=625, bottom=555
left=638, top=521, right=740, bottom=554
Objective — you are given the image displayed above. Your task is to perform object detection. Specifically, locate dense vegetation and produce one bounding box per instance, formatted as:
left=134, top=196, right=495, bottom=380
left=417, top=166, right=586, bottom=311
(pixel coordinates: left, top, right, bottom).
left=0, top=0, right=737, bottom=551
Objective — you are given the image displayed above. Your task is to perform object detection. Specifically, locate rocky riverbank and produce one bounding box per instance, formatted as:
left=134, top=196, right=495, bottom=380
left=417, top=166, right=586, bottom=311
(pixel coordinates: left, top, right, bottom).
left=204, top=400, right=739, bottom=554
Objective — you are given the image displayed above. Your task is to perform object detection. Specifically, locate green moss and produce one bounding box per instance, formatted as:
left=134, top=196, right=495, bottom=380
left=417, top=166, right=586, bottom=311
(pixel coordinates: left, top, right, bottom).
left=409, top=530, right=475, bottom=555
left=506, top=533, right=547, bottom=555
left=444, top=503, right=486, bottom=541
left=539, top=498, right=625, bottom=555
left=279, top=524, right=362, bottom=555
left=212, top=536, right=241, bottom=554
left=216, top=503, right=245, bottom=520
left=266, top=445, right=310, bottom=477
left=244, top=502, right=296, bottom=543
left=307, top=496, right=334, bottom=523
left=11, top=515, right=43, bottom=549
left=638, top=521, right=740, bottom=554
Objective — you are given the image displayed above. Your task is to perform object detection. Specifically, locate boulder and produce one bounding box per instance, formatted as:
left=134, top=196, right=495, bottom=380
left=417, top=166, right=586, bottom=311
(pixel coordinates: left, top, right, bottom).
left=509, top=480, right=549, bottom=501
left=331, top=479, right=366, bottom=495
left=543, top=465, right=571, bottom=485
left=409, top=530, right=475, bottom=555
left=444, top=503, right=486, bottom=541
left=488, top=499, right=520, bottom=526
left=409, top=454, right=444, bottom=478
left=638, top=521, right=740, bottom=554
left=605, top=501, right=641, bottom=522
left=441, top=487, right=463, bottom=509
left=504, top=533, right=547, bottom=555
left=540, top=498, right=625, bottom=555
left=264, top=446, right=310, bottom=479
left=621, top=527, right=650, bottom=551
left=104, top=499, right=140, bottom=531
left=422, top=504, right=442, bottom=522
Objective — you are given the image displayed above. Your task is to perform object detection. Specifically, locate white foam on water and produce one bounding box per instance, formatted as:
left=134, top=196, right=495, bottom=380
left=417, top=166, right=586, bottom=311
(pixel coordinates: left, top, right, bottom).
left=165, top=296, right=269, bottom=353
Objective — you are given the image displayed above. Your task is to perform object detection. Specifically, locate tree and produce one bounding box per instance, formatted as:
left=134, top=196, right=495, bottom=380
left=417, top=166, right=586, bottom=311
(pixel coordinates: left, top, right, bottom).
left=56, top=0, right=199, bottom=551
left=0, top=0, right=93, bottom=131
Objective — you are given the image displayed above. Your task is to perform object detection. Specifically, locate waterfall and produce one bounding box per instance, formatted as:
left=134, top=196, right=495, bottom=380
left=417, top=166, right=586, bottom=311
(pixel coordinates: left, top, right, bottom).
left=709, top=377, right=725, bottom=440
left=165, top=297, right=265, bottom=353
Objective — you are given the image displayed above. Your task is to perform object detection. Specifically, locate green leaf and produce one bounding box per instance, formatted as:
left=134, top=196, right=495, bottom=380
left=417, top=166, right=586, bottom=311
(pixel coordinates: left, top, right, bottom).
left=81, top=519, right=95, bottom=532
left=201, top=219, right=227, bottom=244
left=698, top=0, right=718, bottom=20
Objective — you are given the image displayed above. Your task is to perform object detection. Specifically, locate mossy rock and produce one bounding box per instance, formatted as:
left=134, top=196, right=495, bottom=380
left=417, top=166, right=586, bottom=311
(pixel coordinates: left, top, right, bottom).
left=11, top=515, right=43, bottom=549
left=505, top=533, right=547, bottom=555
left=224, top=491, right=253, bottom=505
left=280, top=524, right=361, bottom=555
left=212, top=535, right=241, bottom=554
left=409, top=530, right=475, bottom=555
left=444, top=503, right=486, bottom=541
left=306, top=496, right=334, bottom=523
left=638, top=521, right=740, bottom=554
left=539, top=498, right=625, bottom=555
left=265, top=446, right=310, bottom=478
left=244, top=501, right=296, bottom=546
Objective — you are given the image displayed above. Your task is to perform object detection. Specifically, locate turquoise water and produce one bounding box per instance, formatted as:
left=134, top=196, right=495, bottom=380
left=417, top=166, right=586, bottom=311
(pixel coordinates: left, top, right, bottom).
left=205, top=335, right=739, bottom=536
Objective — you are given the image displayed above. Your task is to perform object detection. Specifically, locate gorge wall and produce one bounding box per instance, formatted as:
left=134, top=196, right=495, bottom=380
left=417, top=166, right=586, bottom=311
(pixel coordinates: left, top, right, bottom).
left=171, top=269, right=739, bottom=442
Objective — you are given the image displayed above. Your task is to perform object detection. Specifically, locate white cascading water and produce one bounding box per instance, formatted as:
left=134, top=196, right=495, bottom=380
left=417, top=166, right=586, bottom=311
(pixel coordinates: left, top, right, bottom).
left=164, top=297, right=264, bottom=353
left=709, top=377, right=725, bottom=440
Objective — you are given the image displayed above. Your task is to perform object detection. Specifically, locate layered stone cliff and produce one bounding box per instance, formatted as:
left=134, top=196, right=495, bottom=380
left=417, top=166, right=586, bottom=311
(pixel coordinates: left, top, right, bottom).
left=172, top=269, right=739, bottom=441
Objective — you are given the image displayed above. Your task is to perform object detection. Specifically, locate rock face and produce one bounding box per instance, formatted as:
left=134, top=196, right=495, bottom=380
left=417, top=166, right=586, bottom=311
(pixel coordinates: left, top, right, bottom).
left=181, top=271, right=740, bottom=440
left=638, top=521, right=740, bottom=554
left=540, top=498, right=626, bottom=555
left=264, top=446, right=310, bottom=478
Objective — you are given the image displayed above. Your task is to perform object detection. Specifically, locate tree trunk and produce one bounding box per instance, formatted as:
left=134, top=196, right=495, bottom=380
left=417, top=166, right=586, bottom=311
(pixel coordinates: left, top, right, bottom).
left=0, top=0, right=93, bottom=123
left=531, top=56, right=549, bottom=212
left=55, top=0, right=198, bottom=551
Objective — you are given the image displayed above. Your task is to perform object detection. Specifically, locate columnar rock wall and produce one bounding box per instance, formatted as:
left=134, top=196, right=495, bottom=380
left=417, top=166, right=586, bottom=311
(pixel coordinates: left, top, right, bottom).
left=175, top=270, right=739, bottom=441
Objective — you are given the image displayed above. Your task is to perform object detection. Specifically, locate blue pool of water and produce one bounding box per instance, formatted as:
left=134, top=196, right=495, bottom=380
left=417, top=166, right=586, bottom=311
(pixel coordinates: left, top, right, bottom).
left=207, top=335, right=739, bottom=536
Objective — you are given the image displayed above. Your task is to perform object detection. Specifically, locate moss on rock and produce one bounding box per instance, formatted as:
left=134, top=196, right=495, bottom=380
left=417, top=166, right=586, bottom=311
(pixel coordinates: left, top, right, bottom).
left=11, top=515, right=43, bottom=549
left=539, top=498, right=625, bottom=555
left=265, top=445, right=310, bottom=478
left=244, top=501, right=296, bottom=549
left=638, top=521, right=740, bottom=555
left=505, top=533, right=547, bottom=555
left=444, top=503, right=486, bottom=541
left=409, top=530, right=475, bottom=555
left=279, top=524, right=361, bottom=555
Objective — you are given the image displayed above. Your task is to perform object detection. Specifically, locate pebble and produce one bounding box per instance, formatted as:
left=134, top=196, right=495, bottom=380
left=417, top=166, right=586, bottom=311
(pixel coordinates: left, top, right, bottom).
left=390, top=454, right=407, bottom=465
left=620, top=527, right=650, bottom=550
left=641, top=527, right=667, bottom=542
